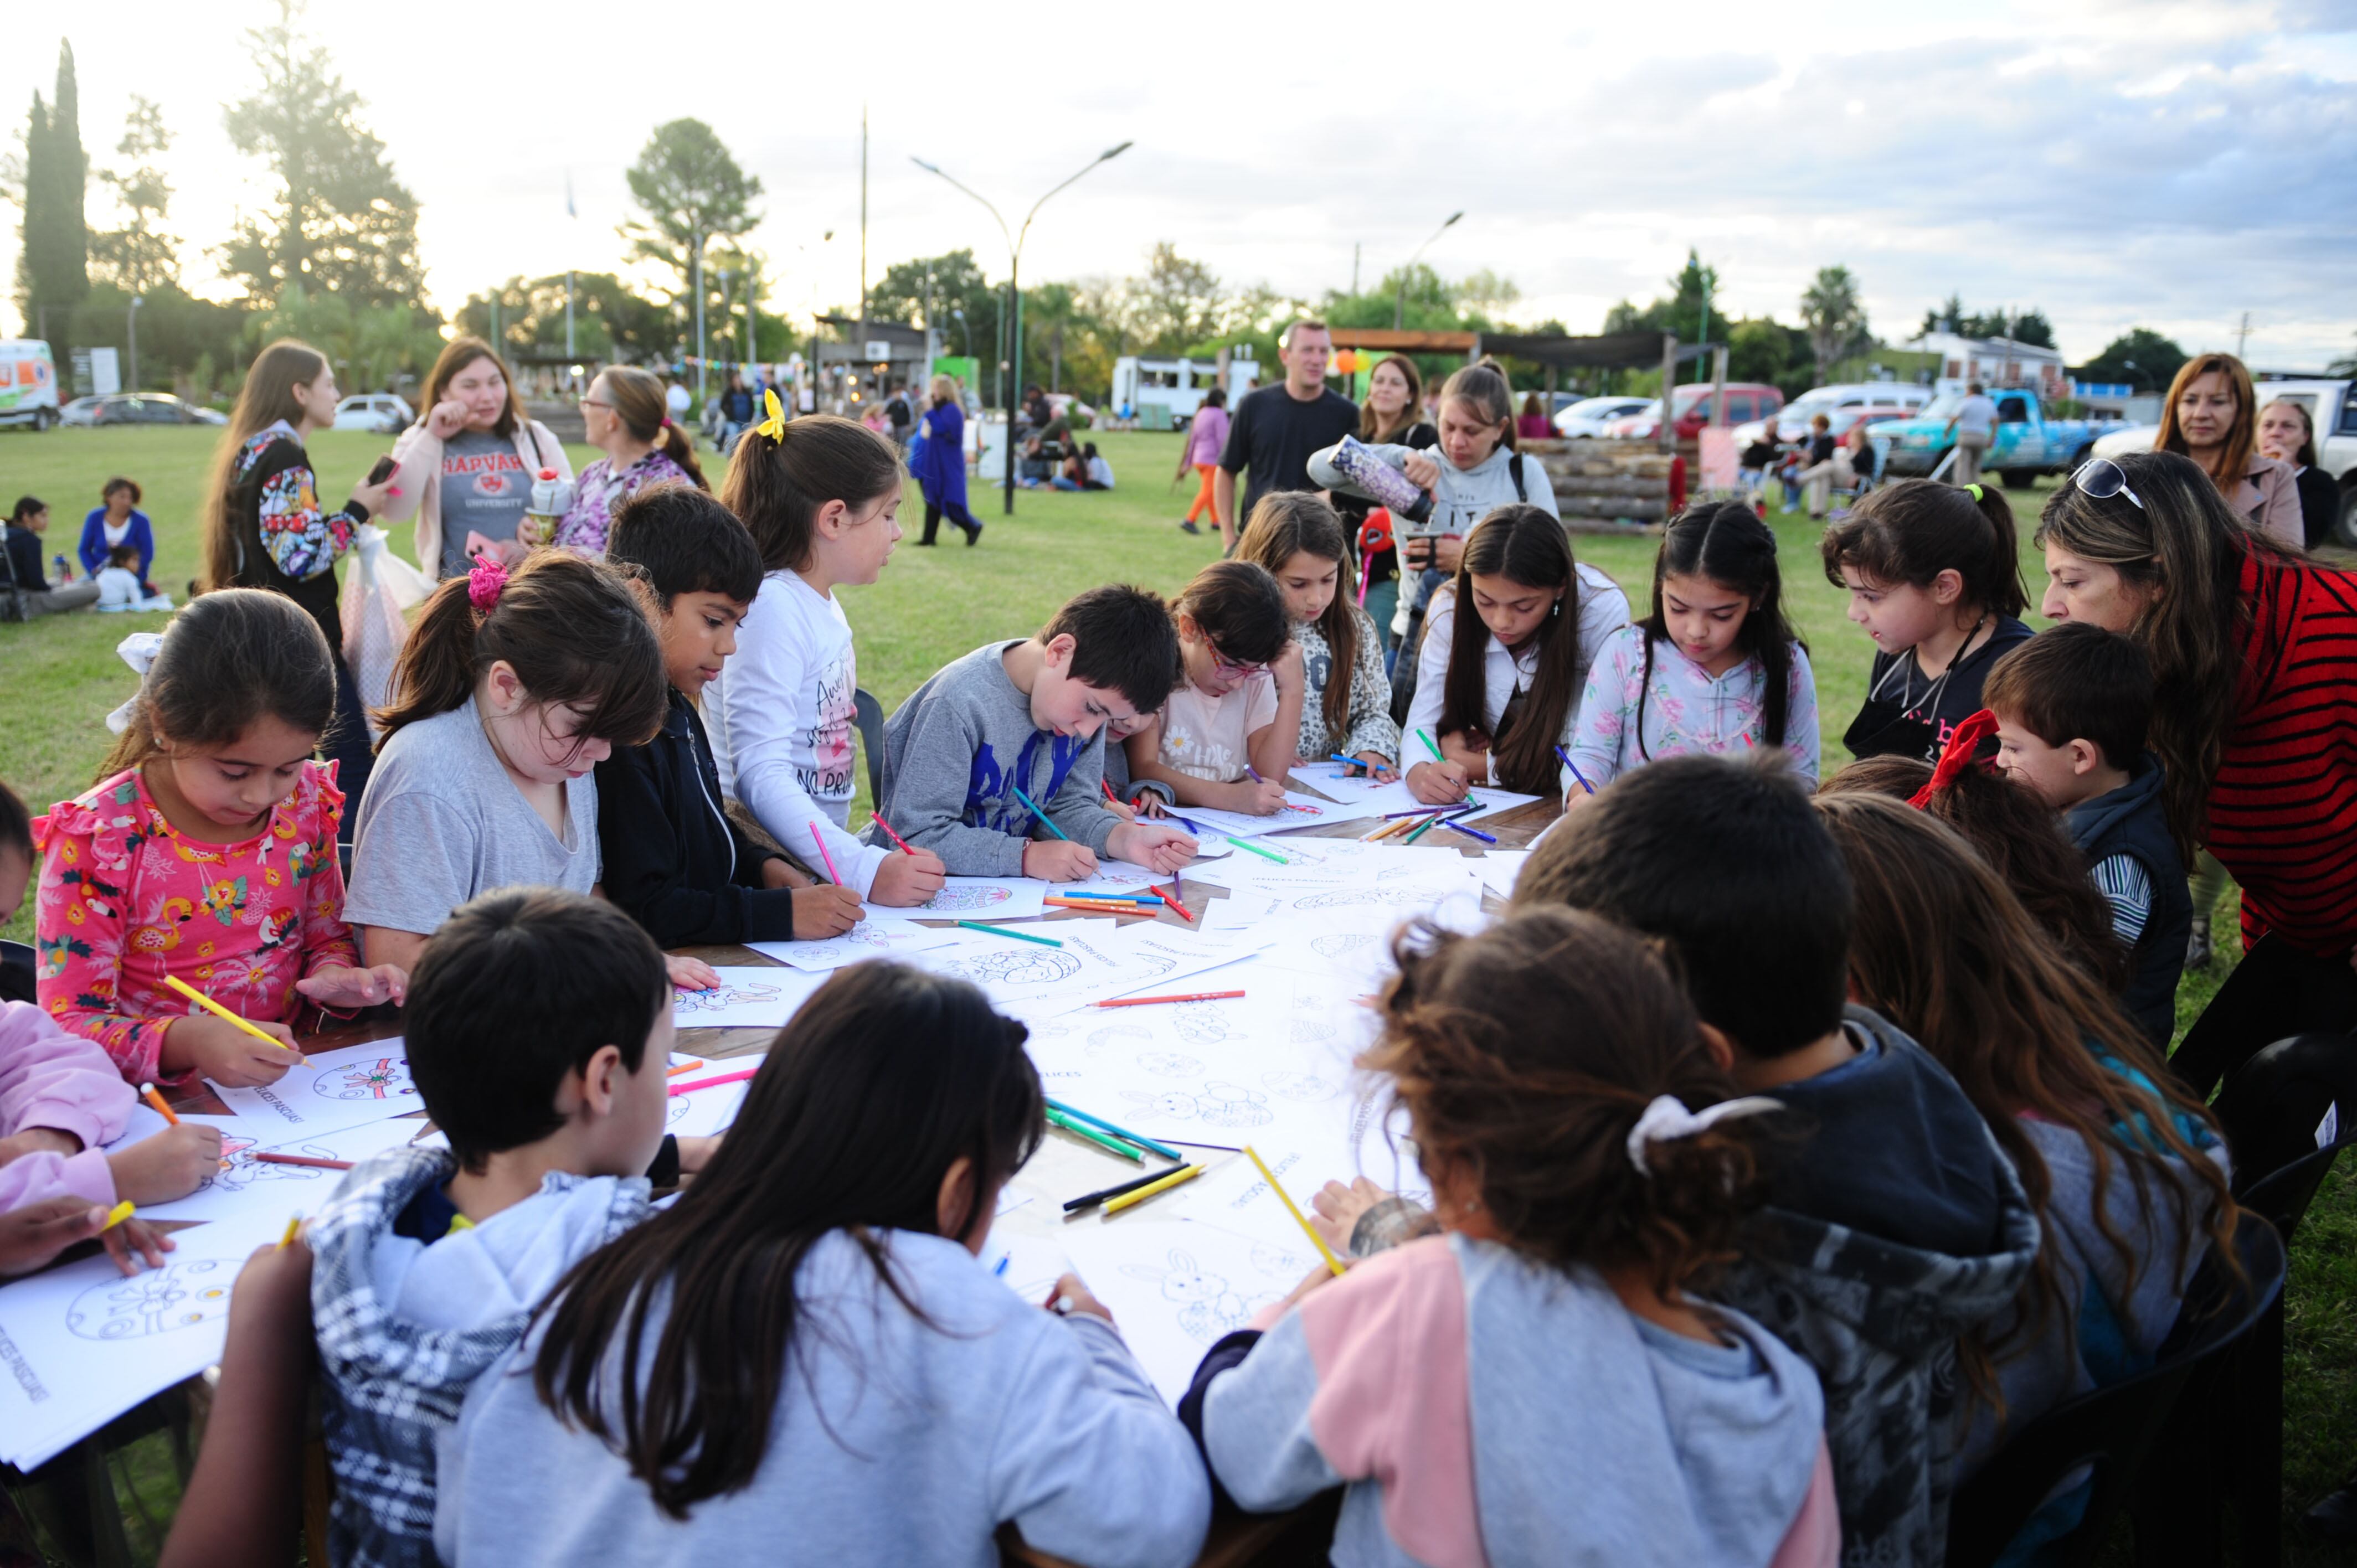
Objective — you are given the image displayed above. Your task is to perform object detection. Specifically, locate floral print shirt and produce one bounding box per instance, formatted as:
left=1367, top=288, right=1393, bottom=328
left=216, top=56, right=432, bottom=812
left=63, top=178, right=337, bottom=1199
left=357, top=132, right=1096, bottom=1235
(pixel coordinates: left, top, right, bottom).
left=1293, top=606, right=1401, bottom=766
left=33, top=762, right=358, bottom=1085
left=551, top=448, right=697, bottom=556
left=240, top=419, right=362, bottom=581
left=1565, top=625, right=1821, bottom=793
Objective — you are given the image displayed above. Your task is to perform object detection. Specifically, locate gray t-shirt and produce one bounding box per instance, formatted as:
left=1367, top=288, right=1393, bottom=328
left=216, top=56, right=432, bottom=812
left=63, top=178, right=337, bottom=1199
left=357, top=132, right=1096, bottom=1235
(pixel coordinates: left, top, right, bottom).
left=1953, top=394, right=1998, bottom=439
left=437, top=430, right=534, bottom=581
left=344, top=697, right=600, bottom=936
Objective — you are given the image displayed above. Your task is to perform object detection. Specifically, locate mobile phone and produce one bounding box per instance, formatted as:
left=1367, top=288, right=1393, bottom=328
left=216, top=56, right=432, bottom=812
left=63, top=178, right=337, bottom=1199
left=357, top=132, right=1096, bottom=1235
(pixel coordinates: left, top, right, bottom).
left=365, top=455, right=398, bottom=485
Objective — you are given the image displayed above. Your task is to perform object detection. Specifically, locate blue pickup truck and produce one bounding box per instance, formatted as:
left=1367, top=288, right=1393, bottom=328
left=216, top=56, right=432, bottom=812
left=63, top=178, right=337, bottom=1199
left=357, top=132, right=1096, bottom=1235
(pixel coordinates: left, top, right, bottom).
left=1869, top=390, right=2104, bottom=486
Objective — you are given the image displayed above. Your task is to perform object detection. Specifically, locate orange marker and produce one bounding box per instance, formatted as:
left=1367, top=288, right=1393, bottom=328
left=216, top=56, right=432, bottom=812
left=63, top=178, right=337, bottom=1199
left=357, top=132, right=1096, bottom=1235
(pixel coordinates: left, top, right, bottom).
left=140, top=1082, right=180, bottom=1127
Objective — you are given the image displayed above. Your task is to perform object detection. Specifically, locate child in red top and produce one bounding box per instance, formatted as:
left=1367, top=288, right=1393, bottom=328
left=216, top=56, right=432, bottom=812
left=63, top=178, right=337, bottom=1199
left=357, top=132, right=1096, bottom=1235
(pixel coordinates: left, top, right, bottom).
left=34, top=590, right=405, bottom=1088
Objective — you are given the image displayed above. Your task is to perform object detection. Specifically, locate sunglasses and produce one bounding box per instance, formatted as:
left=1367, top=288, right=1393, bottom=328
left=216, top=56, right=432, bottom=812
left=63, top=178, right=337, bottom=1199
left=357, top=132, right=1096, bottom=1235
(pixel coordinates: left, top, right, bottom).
left=2072, top=456, right=2145, bottom=511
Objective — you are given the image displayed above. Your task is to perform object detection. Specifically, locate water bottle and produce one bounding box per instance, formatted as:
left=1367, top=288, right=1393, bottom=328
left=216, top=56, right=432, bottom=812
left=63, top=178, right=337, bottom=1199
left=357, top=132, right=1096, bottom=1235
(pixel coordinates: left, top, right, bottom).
left=52, top=554, right=71, bottom=583
left=1324, top=437, right=1433, bottom=526
left=525, top=468, right=573, bottom=530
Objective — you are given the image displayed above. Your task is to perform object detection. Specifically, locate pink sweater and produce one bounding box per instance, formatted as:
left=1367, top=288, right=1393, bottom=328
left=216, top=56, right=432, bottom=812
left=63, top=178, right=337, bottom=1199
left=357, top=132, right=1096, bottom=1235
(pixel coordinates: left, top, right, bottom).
left=0, top=1000, right=136, bottom=1213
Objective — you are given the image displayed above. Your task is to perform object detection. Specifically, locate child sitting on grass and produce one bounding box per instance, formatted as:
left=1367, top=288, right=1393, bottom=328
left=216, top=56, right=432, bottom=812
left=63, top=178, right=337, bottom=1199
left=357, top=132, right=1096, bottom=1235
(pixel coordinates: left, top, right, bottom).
left=874, top=585, right=1198, bottom=881
left=309, top=888, right=715, bottom=1568
left=1125, top=560, right=1306, bottom=817
left=1987, top=624, right=2189, bottom=1044
left=1185, top=906, right=1838, bottom=1566
left=595, top=486, right=863, bottom=946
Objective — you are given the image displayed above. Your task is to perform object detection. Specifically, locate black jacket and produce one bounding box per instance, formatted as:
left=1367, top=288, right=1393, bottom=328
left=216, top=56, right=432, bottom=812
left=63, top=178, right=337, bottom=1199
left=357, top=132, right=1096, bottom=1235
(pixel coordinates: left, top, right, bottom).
left=2066, top=753, right=2190, bottom=1045
left=594, top=688, right=802, bottom=946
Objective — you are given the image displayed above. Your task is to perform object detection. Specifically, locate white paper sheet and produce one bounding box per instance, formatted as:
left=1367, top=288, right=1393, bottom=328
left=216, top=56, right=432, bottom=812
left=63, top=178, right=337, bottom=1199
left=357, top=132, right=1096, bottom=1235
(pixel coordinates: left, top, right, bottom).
left=1475, top=849, right=1531, bottom=900
left=671, top=967, right=828, bottom=1029
left=138, top=1116, right=431, bottom=1223
left=1058, top=1219, right=1319, bottom=1404
left=747, top=916, right=960, bottom=973
left=0, top=1209, right=295, bottom=1469
left=208, top=1038, right=422, bottom=1136
left=1289, top=764, right=1544, bottom=832
left=666, top=1074, right=752, bottom=1137
left=1153, top=789, right=1345, bottom=842
left=910, top=920, right=1162, bottom=1019
left=860, top=875, right=1048, bottom=922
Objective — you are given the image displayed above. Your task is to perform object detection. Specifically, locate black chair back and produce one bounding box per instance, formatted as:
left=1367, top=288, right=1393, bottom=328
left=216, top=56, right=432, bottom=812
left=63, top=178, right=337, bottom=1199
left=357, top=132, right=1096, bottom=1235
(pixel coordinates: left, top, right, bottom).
left=1947, top=1211, right=2287, bottom=1568
left=2212, top=1033, right=2357, bottom=1218
left=853, top=687, right=886, bottom=809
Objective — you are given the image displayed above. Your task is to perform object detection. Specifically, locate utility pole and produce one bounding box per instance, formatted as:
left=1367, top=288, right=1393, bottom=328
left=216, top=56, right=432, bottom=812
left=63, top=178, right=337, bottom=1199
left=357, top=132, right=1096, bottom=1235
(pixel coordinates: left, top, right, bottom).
left=746, top=269, right=758, bottom=379
left=693, top=231, right=708, bottom=406
left=2236, top=311, right=2251, bottom=361
left=565, top=270, right=575, bottom=361
left=1352, top=243, right=1360, bottom=296
left=858, top=105, right=869, bottom=402
left=126, top=295, right=143, bottom=391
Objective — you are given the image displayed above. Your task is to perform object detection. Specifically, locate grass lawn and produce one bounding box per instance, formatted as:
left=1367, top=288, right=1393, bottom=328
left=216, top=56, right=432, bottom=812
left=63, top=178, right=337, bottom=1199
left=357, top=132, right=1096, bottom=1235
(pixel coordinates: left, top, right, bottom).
left=1, top=423, right=2353, bottom=1557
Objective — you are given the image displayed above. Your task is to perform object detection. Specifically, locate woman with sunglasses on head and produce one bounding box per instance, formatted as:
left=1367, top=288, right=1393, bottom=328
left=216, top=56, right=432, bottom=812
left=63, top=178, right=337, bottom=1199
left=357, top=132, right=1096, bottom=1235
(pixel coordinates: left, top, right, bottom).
left=2037, top=450, right=2357, bottom=1092
left=2257, top=396, right=2342, bottom=549
left=2153, top=353, right=2302, bottom=547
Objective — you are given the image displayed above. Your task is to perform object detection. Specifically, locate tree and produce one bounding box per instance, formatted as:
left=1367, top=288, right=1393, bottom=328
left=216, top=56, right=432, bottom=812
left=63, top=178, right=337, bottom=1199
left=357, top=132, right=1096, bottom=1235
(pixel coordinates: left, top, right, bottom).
left=89, top=96, right=178, bottom=294
left=220, top=2, right=425, bottom=307
left=248, top=283, right=442, bottom=394
left=2074, top=328, right=2188, bottom=394
left=1025, top=281, right=1085, bottom=393
left=457, top=272, right=674, bottom=367
left=1727, top=318, right=1791, bottom=386
left=1602, top=250, right=1732, bottom=349
left=1131, top=242, right=1223, bottom=355
left=2006, top=309, right=2055, bottom=349
left=619, top=119, right=761, bottom=317
left=1919, top=293, right=1967, bottom=337
left=2331, top=334, right=2357, bottom=378
left=1917, top=295, right=2052, bottom=345
left=12, top=42, right=89, bottom=366
left=1799, top=266, right=1871, bottom=372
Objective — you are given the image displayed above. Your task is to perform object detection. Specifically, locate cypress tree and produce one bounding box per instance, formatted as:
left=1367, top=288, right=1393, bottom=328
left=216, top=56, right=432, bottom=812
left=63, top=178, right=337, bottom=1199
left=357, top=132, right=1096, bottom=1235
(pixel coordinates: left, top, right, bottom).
left=16, top=42, right=89, bottom=370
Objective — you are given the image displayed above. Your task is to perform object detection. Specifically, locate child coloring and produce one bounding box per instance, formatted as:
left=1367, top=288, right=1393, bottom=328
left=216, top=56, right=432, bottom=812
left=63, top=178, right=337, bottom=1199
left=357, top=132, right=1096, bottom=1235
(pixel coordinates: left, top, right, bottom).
left=1183, top=907, right=1839, bottom=1567
left=1233, top=492, right=1402, bottom=778
left=434, top=962, right=1210, bottom=1567
left=1403, top=504, right=1629, bottom=803
left=1563, top=501, right=1819, bottom=801
left=701, top=411, right=948, bottom=906
left=1125, top=560, right=1307, bottom=816
left=311, top=888, right=715, bottom=1568
left=595, top=485, right=865, bottom=945
left=34, top=590, right=404, bottom=1088
left=1820, top=478, right=2032, bottom=763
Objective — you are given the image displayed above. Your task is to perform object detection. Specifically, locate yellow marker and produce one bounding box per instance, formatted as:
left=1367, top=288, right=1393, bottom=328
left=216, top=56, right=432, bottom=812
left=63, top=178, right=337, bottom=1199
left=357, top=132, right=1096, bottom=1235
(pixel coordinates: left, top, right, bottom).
left=161, top=974, right=307, bottom=1067
left=101, top=1200, right=136, bottom=1231
left=277, top=1214, right=304, bottom=1250
left=1102, top=1163, right=1204, bottom=1216
left=1245, top=1145, right=1345, bottom=1277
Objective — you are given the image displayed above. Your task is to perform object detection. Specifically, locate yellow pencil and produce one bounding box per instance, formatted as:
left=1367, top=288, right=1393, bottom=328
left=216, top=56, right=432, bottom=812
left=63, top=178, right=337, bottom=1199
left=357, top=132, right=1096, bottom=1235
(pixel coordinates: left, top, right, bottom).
left=277, top=1214, right=305, bottom=1250
left=1102, top=1163, right=1204, bottom=1215
left=101, top=1200, right=135, bottom=1231
left=1245, top=1145, right=1345, bottom=1276
left=161, top=974, right=306, bottom=1067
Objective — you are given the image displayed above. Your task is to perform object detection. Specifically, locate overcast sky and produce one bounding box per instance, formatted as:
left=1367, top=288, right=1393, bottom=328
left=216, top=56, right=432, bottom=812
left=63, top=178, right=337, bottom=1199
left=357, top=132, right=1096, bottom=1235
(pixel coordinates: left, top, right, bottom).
left=4, top=0, right=2353, bottom=369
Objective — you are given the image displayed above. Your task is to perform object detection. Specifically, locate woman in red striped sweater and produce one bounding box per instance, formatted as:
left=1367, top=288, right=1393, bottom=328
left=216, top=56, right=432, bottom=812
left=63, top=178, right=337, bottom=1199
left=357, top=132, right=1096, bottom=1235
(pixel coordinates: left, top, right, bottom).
left=2035, top=450, right=2357, bottom=1094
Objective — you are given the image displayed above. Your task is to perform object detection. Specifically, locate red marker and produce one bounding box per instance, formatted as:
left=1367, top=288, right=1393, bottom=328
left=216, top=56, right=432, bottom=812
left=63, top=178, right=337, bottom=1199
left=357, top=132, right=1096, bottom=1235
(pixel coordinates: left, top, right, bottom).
left=1156, top=882, right=1195, bottom=921
left=669, top=1066, right=758, bottom=1097
left=869, top=812, right=917, bottom=855
left=1094, top=989, right=1247, bottom=1008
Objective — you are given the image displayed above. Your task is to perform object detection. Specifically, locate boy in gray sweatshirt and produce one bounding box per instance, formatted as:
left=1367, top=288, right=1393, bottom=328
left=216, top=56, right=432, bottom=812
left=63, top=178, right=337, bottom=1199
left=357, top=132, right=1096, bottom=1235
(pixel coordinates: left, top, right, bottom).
left=872, top=584, right=1200, bottom=880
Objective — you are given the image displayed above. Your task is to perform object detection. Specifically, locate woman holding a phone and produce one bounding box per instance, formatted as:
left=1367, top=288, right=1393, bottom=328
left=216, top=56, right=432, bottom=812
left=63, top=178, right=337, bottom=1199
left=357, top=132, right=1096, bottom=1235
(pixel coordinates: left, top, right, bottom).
left=199, top=338, right=398, bottom=823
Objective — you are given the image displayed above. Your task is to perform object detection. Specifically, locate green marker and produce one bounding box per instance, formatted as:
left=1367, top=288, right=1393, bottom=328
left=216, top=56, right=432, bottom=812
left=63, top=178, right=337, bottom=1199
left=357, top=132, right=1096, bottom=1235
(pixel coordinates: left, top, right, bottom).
left=1416, top=728, right=1445, bottom=763
left=958, top=920, right=1063, bottom=947
left=1046, top=1106, right=1147, bottom=1162
left=1227, top=836, right=1289, bottom=864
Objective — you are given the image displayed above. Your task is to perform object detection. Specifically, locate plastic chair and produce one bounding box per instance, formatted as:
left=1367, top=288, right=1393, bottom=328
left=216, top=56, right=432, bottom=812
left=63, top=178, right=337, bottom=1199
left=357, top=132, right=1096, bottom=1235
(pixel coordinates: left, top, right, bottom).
left=1947, top=1209, right=2287, bottom=1568
left=1, top=937, right=34, bottom=1006
left=2211, top=1033, right=2357, bottom=1211
left=853, top=687, right=886, bottom=809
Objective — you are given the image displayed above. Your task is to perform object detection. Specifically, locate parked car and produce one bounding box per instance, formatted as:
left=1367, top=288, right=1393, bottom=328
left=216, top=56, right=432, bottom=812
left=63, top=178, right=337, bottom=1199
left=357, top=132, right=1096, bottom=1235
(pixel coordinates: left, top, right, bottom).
left=2094, top=379, right=2357, bottom=544
left=0, top=339, right=61, bottom=431
left=1731, top=403, right=1918, bottom=450
left=1765, top=382, right=1933, bottom=443
left=89, top=393, right=225, bottom=427
left=56, top=395, right=107, bottom=427
left=333, top=393, right=414, bottom=434
left=1602, top=382, right=1785, bottom=441
left=1869, top=389, right=2101, bottom=486
left=1553, top=395, right=1654, bottom=437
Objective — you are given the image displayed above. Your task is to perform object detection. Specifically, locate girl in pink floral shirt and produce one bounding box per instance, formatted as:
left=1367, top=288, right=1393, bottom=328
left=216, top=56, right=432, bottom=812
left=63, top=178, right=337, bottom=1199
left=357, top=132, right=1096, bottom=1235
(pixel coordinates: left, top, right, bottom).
left=34, top=591, right=406, bottom=1089
left=1565, top=501, right=1821, bottom=800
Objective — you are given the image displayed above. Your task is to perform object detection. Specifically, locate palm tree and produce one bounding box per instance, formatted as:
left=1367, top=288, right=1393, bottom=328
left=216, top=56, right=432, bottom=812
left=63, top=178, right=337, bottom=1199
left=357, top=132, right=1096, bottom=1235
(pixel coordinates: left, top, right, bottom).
left=1800, top=267, right=1872, bottom=374
left=1026, top=281, right=1084, bottom=394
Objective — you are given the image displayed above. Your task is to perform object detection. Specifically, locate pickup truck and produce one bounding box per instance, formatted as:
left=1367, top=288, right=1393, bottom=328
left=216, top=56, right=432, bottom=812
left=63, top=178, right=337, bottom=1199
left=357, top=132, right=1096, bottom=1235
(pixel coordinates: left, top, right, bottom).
left=1869, top=390, right=2104, bottom=487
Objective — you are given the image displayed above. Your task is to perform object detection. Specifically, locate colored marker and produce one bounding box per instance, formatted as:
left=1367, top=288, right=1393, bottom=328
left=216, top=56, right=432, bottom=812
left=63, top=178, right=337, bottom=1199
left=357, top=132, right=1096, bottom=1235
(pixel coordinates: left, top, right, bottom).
left=1095, top=989, right=1248, bottom=1008
left=1067, top=891, right=1162, bottom=904
left=1227, top=837, right=1288, bottom=864
left=807, top=821, right=843, bottom=884
left=1416, top=728, right=1445, bottom=762
left=1438, top=817, right=1499, bottom=844
left=253, top=1151, right=352, bottom=1171
left=1103, top=1163, right=1205, bottom=1215
left=101, top=1200, right=136, bottom=1232
left=958, top=920, right=1062, bottom=948
left=868, top=812, right=917, bottom=855
left=669, top=1066, right=758, bottom=1097
left=1009, top=784, right=1071, bottom=842
left=1167, top=812, right=1206, bottom=833
left=1555, top=744, right=1594, bottom=795
left=993, top=1254, right=1011, bottom=1277
left=1154, top=884, right=1195, bottom=922
left=1063, top=1166, right=1178, bottom=1213
left=1100, top=778, right=1120, bottom=804
left=1245, top=1146, right=1345, bottom=1277
left=161, top=975, right=306, bottom=1066
left=140, top=1082, right=179, bottom=1127
left=1044, top=1098, right=1186, bottom=1160
left=1046, top=897, right=1153, bottom=914
left=1046, top=1107, right=1146, bottom=1163
left=1327, top=752, right=1369, bottom=772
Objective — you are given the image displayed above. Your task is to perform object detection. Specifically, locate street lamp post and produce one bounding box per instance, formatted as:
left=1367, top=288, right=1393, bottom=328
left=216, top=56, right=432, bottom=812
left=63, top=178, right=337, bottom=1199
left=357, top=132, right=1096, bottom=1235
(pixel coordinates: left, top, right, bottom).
left=911, top=141, right=1133, bottom=515
left=126, top=295, right=144, bottom=393
left=693, top=230, right=709, bottom=408
left=1393, top=212, right=1463, bottom=331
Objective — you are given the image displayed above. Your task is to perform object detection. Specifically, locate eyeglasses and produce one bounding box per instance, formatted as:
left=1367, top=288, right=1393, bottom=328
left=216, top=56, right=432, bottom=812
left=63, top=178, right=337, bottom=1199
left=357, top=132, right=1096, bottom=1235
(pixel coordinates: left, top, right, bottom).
left=1207, top=645, right=1266, bottom=681
left=2073, top=456, right=2145, bottom=511
left=580, top=398, right=613, bottom=411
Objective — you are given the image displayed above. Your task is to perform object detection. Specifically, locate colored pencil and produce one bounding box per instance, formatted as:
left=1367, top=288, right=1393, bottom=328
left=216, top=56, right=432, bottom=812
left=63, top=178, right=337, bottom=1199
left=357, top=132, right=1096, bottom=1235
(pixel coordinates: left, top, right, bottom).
left=1045, top=897, right=1152, bottom=914
left=666, top=1061, right=701, bottom=1076
left=161, top=974, right=305, bottom=1065
left=1242, top=766, right=1316, bottom=810
left=253, top=1151, right=352, bottom=1170
left=1046, top=1107, right=1147, bottom=1162
left=805, top=822, right=844, bottom=884
left=1326, top=752, right=1369, bottom=772
left=1381, top=804, right=1450, bottom=819
left=277, top=1214, right=305, bottom=1250
left=1094, top=989, right=1247, bottom=1008
left=1167, top=812, right=1206, bottom=833
left=1226, top=837, right=1288, bottom=864
left=1416, top=728, right=1445, bottom=762
left=1044, top=1098, right=1185, bottom=1160
left=1102, top=778, right=1118, bottom=803
left=101, top=1200, right=135, bottom=1232
left=994, top=1254, right=1011, bottom=1277
left=1009, top=784, right=1070, bottom=841
left=1245, top=1146, right=1345, bottom=1277
left=1154, top=883, right=1195, bottom=921
left=1403, top=814, right=1448, bottom=844
left=1103, top=1163, right=1205, bottom=1215
left=1554, top=744, right=1594, bottom=795
left=1062, top=1166, right=1176, bottom=1212
left=957, top=920, right=1062, bottom=947
left=868, top=812, right=917, bottom=854
left=139, top=1082, right=179, bottom=1127
left=1438, top=817, right=1499, bottom=844
left=1066, top=891, right=1162, bottom=904
left=669, top=1066, right=758, bottom=1097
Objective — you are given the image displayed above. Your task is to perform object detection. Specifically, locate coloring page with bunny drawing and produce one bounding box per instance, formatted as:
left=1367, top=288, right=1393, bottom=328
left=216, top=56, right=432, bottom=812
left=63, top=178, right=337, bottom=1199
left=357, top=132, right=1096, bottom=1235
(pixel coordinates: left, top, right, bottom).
left=1056, top=1219, right=1314, bottom=1404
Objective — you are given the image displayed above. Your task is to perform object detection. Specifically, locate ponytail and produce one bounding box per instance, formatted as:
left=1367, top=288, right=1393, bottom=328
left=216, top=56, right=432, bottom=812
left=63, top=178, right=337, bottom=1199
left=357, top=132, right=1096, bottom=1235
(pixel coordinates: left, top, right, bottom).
left=1438, top=358, right=1517, bottom=451
left=598, top=367, right=708, bottom=491
left=372, top=550, right=668, bottom=752
left=97, top=590, right=336, bottom=780
left=719, top=414, right=902, bottom=573
left=1820, top=477, right=2027, bottom=620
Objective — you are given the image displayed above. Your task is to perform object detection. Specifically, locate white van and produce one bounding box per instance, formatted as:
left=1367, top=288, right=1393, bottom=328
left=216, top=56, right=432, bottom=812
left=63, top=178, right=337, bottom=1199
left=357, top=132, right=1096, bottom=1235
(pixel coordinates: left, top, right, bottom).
left=0, top=340, right=60, bottom=431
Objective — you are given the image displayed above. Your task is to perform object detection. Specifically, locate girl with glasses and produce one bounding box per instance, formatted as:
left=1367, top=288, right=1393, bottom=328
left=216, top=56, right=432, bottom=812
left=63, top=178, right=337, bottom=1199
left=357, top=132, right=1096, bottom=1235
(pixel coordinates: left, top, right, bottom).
left=1124, top=559, right=1305, bottom=818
